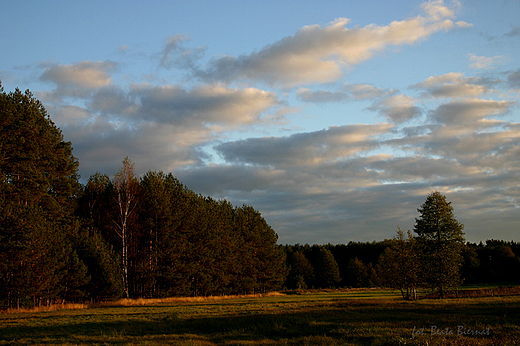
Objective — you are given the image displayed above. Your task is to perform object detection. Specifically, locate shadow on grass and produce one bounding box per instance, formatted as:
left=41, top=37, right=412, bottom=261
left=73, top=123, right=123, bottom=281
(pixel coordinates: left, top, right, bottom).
left=1, top=298, right=519, bottom=345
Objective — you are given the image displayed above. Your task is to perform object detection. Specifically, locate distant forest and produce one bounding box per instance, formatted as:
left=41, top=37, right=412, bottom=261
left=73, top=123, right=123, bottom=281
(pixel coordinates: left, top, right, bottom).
left=1, top=85, right=519, bottom=309
left=283, top=240, right=520, bottom=290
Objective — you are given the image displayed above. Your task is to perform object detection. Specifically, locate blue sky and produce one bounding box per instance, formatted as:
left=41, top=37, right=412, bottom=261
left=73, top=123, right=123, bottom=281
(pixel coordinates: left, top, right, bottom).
left=2, top=0, right=519, bottom=244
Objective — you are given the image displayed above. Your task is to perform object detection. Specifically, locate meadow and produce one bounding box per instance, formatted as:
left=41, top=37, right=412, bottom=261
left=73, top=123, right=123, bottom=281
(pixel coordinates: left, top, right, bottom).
left=1, top=289, right=519, bottom=346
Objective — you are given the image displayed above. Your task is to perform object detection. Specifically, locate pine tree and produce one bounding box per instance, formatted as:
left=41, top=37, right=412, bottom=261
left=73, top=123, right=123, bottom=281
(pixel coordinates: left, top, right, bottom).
left=286, top=251, right=315, bottom=289
left=414, top=191, right=465, bottom=298
left=314, top=247, right=341, bottom=288
left=0, top=85, right=83, bottom=307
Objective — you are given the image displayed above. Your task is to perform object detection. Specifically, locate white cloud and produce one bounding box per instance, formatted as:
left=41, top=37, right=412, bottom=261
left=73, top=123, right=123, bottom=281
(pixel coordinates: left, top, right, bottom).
left=194, top=1, right=464, bottom=87
left=40, top=60, right=118, bottom=89
left=129, top=83, right=281, bottom=128
left=468, top=54, right=509, bottom=70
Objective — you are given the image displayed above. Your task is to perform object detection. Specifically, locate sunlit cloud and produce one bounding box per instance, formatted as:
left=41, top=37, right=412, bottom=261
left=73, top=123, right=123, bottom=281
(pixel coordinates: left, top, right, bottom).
left=215, top=123, right=393, bottom=166
left=40, top=60, right=118, bottom=89
left=411, top=72, right=488, bottom=98
left=193, top=1, right=466, bottom=87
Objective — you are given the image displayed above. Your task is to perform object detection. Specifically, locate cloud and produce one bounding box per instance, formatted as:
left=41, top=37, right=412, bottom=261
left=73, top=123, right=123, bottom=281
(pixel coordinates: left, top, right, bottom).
left=507, top=68, right=520, bottom=89
left=344, top=83, right=395, bottom=100
left=193, top=1, right=464, bottom=87
left=504, top=26, right=520, bottom=38
left=428, top=98, right=512, bottom=126
left=40, top=60, right=118, bottom=89
left=215, top=123, right=393, bottom=167
left=368, top=94, right=422, bottom=123
left=297, top=87, right=350, bottom=103
left=129, top=83, right=281, bottom=128
left=158, top=35, right=206, bottom=70
left=297, top=83, right=394, bottom=103
left=411, top=72, right=489, bottom=98
left=468, top=54, right=509, bottom=69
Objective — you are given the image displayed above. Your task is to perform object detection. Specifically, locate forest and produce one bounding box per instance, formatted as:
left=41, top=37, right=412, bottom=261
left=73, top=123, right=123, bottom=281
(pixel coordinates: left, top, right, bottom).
left=1, top=85, right=520, bottom=309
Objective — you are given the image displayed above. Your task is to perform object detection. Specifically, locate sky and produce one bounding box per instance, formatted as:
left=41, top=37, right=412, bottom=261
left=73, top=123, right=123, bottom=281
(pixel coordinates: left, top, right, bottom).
left=1, top=0, right=519, bottom=245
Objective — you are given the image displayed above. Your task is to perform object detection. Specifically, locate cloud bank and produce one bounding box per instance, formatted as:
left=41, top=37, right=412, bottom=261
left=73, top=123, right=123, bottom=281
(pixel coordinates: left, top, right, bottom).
left=11, top=0, right=519, bottom=244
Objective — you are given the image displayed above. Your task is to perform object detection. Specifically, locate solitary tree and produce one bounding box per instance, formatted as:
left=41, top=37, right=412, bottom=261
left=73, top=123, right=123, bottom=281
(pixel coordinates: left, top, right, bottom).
left=414, top=191, right=465, bottom=298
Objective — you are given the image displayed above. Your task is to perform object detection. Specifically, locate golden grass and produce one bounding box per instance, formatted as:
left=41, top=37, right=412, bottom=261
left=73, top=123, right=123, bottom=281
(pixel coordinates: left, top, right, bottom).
left=2, top=291, right=285, bottom=314
left=107, top=291, right=285, bottom=307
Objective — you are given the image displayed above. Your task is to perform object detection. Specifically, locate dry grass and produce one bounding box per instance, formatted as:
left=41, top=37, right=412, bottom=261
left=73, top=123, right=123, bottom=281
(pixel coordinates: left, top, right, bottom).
left=1, top=291, right=520, bottom=345
left=103, top=291, right=284, bottom=307
left=2, top=291, right=285, bottom=314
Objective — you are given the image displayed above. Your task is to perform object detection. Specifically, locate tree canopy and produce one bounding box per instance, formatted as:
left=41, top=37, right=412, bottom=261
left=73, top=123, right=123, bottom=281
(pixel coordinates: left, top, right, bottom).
left=0, top=85, right=83, bottom=308
left=414, top=191, right=465, bottom=298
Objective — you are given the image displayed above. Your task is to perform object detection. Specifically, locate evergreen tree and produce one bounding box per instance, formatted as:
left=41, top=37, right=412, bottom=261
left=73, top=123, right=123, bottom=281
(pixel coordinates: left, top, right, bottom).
left=234, top=206, right=287, bottom=294
left=0, top=85, right=84, bottom=307
left=75, top=231, right=124, bottom=301
left=414, top=191, right=465, bottom=298
left=286, top=251, right=315, bottom=289
left=313, top=247, right=341, bottom=288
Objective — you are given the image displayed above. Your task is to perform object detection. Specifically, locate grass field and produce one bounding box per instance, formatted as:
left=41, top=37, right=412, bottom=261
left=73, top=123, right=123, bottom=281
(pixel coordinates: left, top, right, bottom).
left=1, top=289, right=519, bottom=345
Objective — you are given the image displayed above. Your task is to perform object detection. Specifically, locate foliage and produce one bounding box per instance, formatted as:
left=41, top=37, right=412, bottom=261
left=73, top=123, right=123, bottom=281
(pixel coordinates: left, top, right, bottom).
left=77, top=169, right=288, bottom=298
left=0, top=85, right=84, bottom=308
left=377, top=227, right=419, bottom=299
left=285, top=251, right=315, bottom=289
left=414, top=191, right=465, bottom=298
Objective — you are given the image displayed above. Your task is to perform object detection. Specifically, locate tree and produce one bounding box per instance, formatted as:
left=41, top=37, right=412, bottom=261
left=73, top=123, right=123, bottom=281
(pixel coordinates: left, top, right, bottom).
left=377, top=227, right=419, bottom=299
left=313, top=247, right=341, bottom=288
left=234, top=205, right=287, bottom=294
left=0, top=85, right=84, bottom=307
left=414, top=191, right=465, bottom=298
left=112, top=157, right=140, bottom=298
left=286, top=251, right=315, bottom=289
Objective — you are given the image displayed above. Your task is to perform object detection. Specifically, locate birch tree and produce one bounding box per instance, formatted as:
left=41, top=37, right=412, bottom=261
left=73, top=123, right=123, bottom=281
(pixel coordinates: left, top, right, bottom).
left=112, top=157, right=139, bottom=298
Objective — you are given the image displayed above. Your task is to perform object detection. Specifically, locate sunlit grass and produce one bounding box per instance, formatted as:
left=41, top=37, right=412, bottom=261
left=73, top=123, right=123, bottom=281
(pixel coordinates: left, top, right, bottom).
left=1, top=290, right=519, bottom=345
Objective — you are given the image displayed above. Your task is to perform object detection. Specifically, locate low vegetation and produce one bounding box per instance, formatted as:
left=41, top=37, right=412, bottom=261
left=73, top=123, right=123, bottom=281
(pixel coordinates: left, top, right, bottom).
left=1, top=290, right=519, bottom=345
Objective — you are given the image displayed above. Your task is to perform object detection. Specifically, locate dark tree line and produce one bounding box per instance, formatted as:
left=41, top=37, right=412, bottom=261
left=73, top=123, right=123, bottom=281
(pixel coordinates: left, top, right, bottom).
left=283, top=239, right=520, bottom=296
left=0, top=85, right=286, bottom=308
